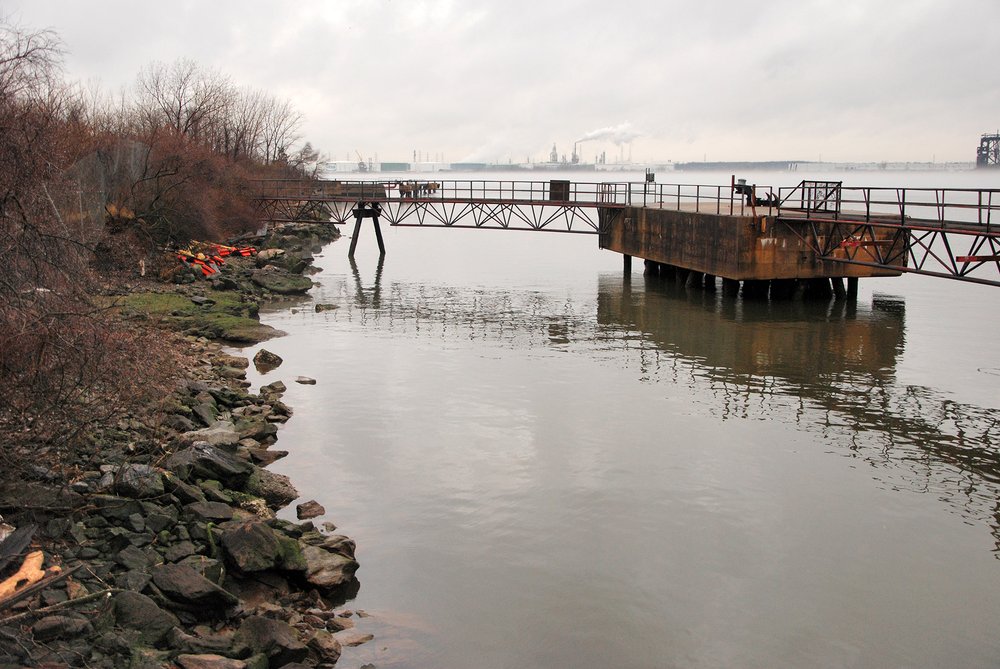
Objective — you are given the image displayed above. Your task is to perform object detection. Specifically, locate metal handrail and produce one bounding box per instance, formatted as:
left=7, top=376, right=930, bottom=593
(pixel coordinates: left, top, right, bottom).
left=776, top=183, right=1000, bottom=232
left=253, top=178, right=1000, bottom=232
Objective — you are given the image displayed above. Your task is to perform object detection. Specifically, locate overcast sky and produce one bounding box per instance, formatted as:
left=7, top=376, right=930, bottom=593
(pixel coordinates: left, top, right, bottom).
left=4, top=0, right=999, bottom=164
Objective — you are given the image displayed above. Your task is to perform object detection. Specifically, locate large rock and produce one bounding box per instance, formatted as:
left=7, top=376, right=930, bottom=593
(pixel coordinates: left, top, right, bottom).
left=307, top=630, right=342, bottom=664
left=176, top=555, right=226, bottom=586
left=176, top=655, right=246, bottom=669
left=253, top=349, right=283, bottom=373
left=232, top=616, right=308, bottom=667
left=150, top=563, right=239, bottom=614
left=213, top=354, right=249, bottom=370
left=255, top=248, right=286, bottom=266
left=236, top=418, right=278, bottom=443
left=259, top=380, right=286, bottom=397
left=113, top=464, right=165, bottom=499
left=250, top=268, right=313, bottom=295
left=31, top=615, right=92, bottom=641
left=162, top=472, right=208, bottom=504
left=165, top=444, right=254, bottom=488
left=301, top=545, right=359, bottom=589
left=218, top=520, right=306, bottom=573
left=295, top=500, right=325, bottom=520
left=182, top=423, right=241, bottom=449
left=184, top=501, right=235, bottom=522
left=244, top=468, right=299, bottom=510
left=317, top=535, right=356, bottom=561
left=113, top=591, right=180, bottom=645
left=333, top=629, right=375, bottom=647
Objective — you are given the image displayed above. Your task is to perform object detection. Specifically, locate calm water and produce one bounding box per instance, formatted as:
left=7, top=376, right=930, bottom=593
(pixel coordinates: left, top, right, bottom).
left=244, top=170, right=1000, bottom=668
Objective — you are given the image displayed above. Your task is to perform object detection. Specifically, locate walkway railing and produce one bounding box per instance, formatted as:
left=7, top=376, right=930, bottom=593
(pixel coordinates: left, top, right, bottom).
left=776, top=182, right=1000, bottom=233
left=254, top=178, right=1000, bottom=232
left=254, top=178, right=635, bottom=207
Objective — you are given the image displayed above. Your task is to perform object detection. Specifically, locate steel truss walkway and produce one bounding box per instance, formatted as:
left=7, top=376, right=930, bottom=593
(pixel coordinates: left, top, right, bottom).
left=253, top=178, right=1000, bottom=287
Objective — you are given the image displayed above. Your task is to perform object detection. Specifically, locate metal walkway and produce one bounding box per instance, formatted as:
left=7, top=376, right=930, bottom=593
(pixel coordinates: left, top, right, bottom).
left=253, top=178, right=1000, bottom=287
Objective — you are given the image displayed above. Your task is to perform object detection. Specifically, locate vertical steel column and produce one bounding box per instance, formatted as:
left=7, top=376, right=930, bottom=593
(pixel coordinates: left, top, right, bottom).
left=348, top=211, right=363, bottom=258
left=348, top=202, right=386, bottom=258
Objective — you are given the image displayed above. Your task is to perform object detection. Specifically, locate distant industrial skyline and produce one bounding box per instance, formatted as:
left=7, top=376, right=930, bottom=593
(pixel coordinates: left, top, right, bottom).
left=4, top=0, right=999, bottom=165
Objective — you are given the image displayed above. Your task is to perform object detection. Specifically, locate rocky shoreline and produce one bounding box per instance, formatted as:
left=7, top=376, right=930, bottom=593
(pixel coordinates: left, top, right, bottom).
left=0, top=223, right=372, bottom=668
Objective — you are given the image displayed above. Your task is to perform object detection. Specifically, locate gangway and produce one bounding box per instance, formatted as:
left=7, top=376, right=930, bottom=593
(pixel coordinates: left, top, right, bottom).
left=252, top=178, right=1000, bottom=287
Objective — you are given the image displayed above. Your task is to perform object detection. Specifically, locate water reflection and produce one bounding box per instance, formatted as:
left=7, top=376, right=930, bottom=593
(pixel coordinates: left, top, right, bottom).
left=349, top=255, right=384, bottom=308
left=602, top=275, right=1000, bottom=549
left=324, top=263, right=1000, bottom=554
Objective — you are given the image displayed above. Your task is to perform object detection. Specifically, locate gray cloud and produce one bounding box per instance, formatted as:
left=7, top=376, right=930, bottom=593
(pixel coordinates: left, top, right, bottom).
left=4, top=0, right=998, bottom=163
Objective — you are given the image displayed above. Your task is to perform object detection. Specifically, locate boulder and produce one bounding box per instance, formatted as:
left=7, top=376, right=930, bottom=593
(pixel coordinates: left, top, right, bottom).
left=164, top=541, right=199, bottom=562
left=232, top=616, right=308, bottom=667
left=245, top=468, right=299, bottom=510
left=176, top=655, right=246, bottom=669
left=294, top=376, right=316, bottom=385
left=250, top=268, right=313, bottom=295
left=260, top=381, right=286, bottom=396
left=307, top=630, right=342, bottom=664
left=184, top=501, right=236, bottom=522
left=165, top=414, right=198, bottom=432
left=219, top=520, right=306, bottom=573
left=183, top=422, right=241, bottom=449
left=163, top=472, right=208, bottom=504
left=165, top=444, right=254, bottom=488
left=295, top=500, right=325, bottom=520
left=246, top=447, right=288, bottom=467
left=255, top=248, right=286, bottom=265
left=213, top=354, right=249, bottom=369
left=113, top=591, right=180, bottom=645
left=113, top=464, right=165, bottom=499
left=150, top=563, right=239, bottom=614
left=318, top=535, right=356, bottom=561
left=301, top=545, right=359, bottom=589
left=31, top=615, right=92, bottom=642
left=193, top=403, right=219, bottom=428
left=236, top=418, right=278, bottom=443
left=253, top=349, right=283, bottom=372
left=333, top=629, right=375, bottom=647
left=166, top=627, right=234, bottom=655
left=176, top=555, right=226, bottom=586
left=115, top=544, right=152, bottom=571
left=314, top=303, right=338, bottom=312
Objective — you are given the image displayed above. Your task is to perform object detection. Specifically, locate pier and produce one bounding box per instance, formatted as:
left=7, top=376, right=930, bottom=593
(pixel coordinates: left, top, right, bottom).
left=253, top=178, right=1000, bottom=290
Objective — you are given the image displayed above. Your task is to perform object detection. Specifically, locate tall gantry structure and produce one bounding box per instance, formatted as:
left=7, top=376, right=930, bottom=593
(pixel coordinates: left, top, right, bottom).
left=977, top=133, right=1000, bottom=167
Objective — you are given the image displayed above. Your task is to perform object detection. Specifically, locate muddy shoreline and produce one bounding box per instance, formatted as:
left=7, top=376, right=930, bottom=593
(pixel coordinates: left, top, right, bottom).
left=0, top=224, right=373, bottom=668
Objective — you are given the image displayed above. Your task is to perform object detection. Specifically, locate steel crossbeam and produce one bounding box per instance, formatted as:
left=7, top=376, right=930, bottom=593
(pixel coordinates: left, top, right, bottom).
left=294, top=197, right=603, bottom=234
left=778, top=215, right=1000, bottom=287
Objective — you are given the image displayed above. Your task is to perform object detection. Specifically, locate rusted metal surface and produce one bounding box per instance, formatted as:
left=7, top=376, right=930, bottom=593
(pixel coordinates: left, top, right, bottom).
left=599, top=207, right=902, bottom=281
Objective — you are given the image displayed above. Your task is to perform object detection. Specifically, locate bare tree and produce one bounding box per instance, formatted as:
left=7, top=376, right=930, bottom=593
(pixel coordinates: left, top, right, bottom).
left=134, top=59, right=230, bottom=139
left=0, top=20, right=173, bottom=473
left=260, top=95, right=303, bottom=164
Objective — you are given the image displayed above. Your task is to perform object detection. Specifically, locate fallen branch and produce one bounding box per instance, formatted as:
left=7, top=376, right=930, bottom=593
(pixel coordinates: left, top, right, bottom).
left=0, top=564, right=80, bottom=612
left=0, top=585, right=118, bottom=627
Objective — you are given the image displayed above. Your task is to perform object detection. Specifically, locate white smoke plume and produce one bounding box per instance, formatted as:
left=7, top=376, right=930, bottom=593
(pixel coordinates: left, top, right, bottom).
left=577, top=122, right=642, bottom=145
